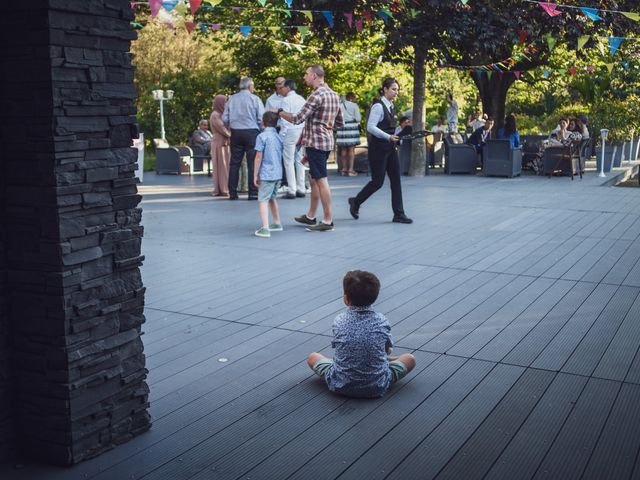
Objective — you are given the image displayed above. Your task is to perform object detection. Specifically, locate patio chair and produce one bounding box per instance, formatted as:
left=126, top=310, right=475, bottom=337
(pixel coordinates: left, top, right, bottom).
left=154, top=138, right=192, bottom=175
left=187, top=139, right=212, bottom=176
left=542, top=145, right=579, bottom=179
left=443, top=135, right=478, bottom=174
left=483, top=139, right=522, bottom=178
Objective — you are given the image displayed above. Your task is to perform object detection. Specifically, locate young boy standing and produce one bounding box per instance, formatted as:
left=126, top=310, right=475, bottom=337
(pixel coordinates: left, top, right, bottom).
left=307, top=270, right=416, bottom=398
left=253, top=111, right=284, bottom=238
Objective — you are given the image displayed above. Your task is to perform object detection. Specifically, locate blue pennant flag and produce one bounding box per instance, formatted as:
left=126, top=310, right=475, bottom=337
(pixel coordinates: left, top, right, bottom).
left=284, top=0, right=293, bottom=7
left=376, top=10, right=391, bottom=23
left=322, top=11, right=334, bottom=27
left=200, top=24, right=208, bottom=34
left=239, top=26, right=253, bottom=38
left=580, top=7, right=603, bottom=21
left=608, top=36, right=624, bottom=56
left=162, top=0, right=179, bottom=11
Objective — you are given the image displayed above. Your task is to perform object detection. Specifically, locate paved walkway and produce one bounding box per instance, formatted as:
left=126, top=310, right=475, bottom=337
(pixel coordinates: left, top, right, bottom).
left=3, top=165, right=640, bottom=480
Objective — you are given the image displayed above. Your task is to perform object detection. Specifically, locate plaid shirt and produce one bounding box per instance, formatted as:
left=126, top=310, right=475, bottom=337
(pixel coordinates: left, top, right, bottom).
left=292, top=84, right=344, bottom=152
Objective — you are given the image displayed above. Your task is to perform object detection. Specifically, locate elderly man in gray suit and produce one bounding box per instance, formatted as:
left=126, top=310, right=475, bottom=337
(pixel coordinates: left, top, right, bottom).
left=223, top=76, right=265, bottom=200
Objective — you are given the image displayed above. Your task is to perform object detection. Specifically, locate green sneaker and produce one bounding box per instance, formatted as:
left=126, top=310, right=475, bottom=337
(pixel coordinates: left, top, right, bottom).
left=269, top=223, right=283, bottom=232
left=306, top=222, right=335, bottom=232
left=254, top=227, right=271, bottom=238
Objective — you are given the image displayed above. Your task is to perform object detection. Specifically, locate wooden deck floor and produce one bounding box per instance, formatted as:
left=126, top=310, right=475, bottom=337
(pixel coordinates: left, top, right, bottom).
left=3, top=166, right=640, bottom=480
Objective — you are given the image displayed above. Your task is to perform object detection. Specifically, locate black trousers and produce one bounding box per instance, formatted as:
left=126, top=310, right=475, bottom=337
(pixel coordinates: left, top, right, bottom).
left=228, top=128, right=259, bottom=197
left=354, top=142, right=405, bottom=215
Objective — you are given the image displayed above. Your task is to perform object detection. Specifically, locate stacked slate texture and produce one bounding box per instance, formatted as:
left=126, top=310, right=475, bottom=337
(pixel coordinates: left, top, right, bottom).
left=0, top=0, right=150, bottom=465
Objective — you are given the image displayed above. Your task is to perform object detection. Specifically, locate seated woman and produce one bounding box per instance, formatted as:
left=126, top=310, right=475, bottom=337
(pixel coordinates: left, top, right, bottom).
left=497, top=114, right=520, bottom=148
left=576, top=115, right=590, bottom=140
left=548, top=117, right=575, bottom=146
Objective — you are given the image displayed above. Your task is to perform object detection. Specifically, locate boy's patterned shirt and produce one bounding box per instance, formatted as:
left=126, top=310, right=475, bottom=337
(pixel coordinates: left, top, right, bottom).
left=326, top=305, right=393, bottom=398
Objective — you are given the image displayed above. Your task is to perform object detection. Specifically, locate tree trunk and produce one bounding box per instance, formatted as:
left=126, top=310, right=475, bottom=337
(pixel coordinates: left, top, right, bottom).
left=471, top=71, right=516, bottom=131
left=409, top=43, right=426, bottom=176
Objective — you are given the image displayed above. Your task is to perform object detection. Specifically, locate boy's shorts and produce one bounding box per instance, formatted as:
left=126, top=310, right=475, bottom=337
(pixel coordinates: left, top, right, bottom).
left=312, top=358, right=409, bottom=383
left=257, top=180, right=280, bottom=202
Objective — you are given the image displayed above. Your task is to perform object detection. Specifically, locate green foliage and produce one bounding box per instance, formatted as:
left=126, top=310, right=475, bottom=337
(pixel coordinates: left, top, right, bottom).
left=588, top=95, right=640, bottom=145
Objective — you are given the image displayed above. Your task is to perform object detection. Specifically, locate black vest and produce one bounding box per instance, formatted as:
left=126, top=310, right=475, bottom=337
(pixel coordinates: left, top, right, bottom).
left=369, top=99, right=397, bottom=149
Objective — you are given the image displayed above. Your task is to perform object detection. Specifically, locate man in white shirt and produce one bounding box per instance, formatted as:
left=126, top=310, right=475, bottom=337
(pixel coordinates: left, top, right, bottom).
left=278, top=79, right=307, bottom=198
left=431, top=116, right=448, bottom=134
left=467, top=111, right=486, bottom=132
left=265, top=77, right=285, bottom=112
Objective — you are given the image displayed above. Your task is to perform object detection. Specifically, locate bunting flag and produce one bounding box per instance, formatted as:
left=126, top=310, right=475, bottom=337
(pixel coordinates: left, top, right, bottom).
left=297, top=26, right=309, bottom=36
left=301, top=10, right=312, bottom=22
left=622, top=12, right=640, bottom=21
left=322, top=11, right=334, bottom=27
left=344, top=12, right=353, bottom=28
left=513, top=71, right=521, bottom=79
left=519, top=30, right=527, bottom=44
left=202, top=0, right=223, bottom=5
left=539, top=2, right=562, bottom=17
left=189, top=0, right=202, bottom=14
left=608, top=36, right=624, bottom=56
left=363, top=11, right=373, bottom=23
left=162, top=0, right=179, bottom=12
left=150, top=0, right=162, bottom=17
left=185, top=21, right=195, bottom=33
left=605, top=63, right=614, bottom=73
left=256, top=0, right=267, bottom=5
left=542, top=69, right=550, bottom=78
left=284, top=0, right=293, bottom=7
left=568, top=66, right=577, bottom=75
left=586, top=65, right=595, bottom=73
left=577, top=35, right=589, bottom=50
left=239, top=25, right=252, bottom=37
left=460, top=0, right=469, bottom=4
left=487, top=71, right=493, bottom=79
left=545, top=34, right=556, bottom=51
left=210, top=23, right=220, bottom=30
left=440, top=44, right=539, bottom=72
left=355, top=19, right=363, bottom=32
left=579, top=7, right=603, bottom=21
left=377, top=9, right=392, bottom=23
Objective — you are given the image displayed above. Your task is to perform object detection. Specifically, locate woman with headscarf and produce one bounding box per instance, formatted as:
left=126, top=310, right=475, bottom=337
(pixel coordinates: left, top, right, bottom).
left=209, top=95, right=231, bottom=196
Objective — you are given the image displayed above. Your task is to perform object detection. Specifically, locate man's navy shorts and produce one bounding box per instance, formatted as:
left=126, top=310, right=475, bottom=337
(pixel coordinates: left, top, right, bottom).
left=306, top=147, right=329, bottom=179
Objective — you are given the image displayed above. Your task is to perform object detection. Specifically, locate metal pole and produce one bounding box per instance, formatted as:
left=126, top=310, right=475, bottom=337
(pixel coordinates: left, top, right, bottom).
left=629, top=130, right=635, bottom=164
left=598, top=129, right=608, bottom=178
left=159, top=98, right=166, bottom=140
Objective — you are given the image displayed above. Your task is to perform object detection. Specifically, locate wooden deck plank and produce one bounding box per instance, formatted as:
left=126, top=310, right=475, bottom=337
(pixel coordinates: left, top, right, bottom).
left=385, top=364, right=525, bottom=480
left=531, top=378, right=621, bottom=480
left=483, top=372, right=588, bottom=480
left=433, top=368, right=556, bottom=480
left=581, top=383, right=640, bottom=480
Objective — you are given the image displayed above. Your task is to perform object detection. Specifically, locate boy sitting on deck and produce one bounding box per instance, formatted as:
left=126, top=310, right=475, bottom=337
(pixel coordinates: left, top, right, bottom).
left=307, top=270, right=416, bottom=398
left=253, top=111, right=284, bottom=238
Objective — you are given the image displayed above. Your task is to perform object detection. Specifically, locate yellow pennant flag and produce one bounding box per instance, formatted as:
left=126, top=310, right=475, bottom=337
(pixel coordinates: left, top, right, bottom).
left=577, top=35, right=590, bottom=50
left=301, top=10, right=313, bottom=22
left=605, top=63, right=614, bottom=73
left=622, top=12, right=640, bottom=21
left=269, top=27, right=280, bottom=34
left=202, top=0, right=223, bottom=5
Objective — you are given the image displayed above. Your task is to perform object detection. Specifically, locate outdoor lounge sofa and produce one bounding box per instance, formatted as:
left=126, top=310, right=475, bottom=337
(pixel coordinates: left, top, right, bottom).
left=483, top=139, right=522, bottom=178
left=443, top=135, right=478, bottom=174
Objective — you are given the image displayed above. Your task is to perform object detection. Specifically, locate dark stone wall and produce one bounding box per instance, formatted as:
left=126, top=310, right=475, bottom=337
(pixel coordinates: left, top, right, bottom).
left=0, top=0, right=150, bottom=465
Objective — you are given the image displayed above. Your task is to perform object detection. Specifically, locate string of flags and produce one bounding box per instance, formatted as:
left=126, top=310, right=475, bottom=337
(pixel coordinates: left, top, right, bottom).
left=530, top=0, right=640, bottom=22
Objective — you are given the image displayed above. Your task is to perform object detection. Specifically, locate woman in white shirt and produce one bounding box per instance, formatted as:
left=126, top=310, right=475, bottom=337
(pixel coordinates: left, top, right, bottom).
left=348, top=78, right=412, bottom=224
left=336, top=92, right=362, bottom=176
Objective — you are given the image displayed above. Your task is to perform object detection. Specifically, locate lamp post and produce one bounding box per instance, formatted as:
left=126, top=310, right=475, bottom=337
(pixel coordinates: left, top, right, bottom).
left=628, top=129, right=635, bottom=164
left=599, top=128, right=609, bottom=178
left=152, top=89, right=174, bottom=140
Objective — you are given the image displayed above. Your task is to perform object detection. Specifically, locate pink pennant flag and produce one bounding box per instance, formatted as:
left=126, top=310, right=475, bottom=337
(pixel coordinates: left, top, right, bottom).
left=539, top=2, right=562, bottom=17
left=519, top=30, right=527, bottom=44
left=363, top=11, right=372, bottom=23
left=189, top=0, right=202, bottom=15
left=568, top=66, right=577, bottom=76
left=344, top=12, right=353, bottom=28
left=210, top=24, right=221, bottom=31
left=513, top=71, right=521, bottom=79
left=150, top=0, right=162, bottom=17
left=586, top=65, right=595, bottom=73
left=185, top=21, right=195, bottom=34
left=355, top=19, right=363, bottom=32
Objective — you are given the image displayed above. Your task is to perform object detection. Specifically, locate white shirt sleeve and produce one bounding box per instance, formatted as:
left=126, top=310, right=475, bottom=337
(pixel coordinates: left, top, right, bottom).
left=367, top=103, right=390, bottom=141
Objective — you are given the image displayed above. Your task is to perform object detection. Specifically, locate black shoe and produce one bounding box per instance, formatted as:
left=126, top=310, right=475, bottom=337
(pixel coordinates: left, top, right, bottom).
left=295, top=191, right=306, bottom=198
left=294, top=214, right=316, bottom=225
left=348, top=197, right=359, bottom=220
left=283, top=193, right=296, bottom=199
left=392, top=214, right=413, bottom=224
left=248, top=196, right=258, bottom=201
left=229, top=194, right=238, bottom=200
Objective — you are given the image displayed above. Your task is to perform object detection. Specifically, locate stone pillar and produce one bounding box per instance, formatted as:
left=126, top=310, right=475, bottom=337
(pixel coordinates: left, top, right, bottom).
left=0, top=0, right=150, bottom=465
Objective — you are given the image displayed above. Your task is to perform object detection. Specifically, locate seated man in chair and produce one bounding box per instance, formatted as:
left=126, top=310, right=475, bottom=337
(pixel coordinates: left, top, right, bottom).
left=466, top=116, right=494, bottom=166
left=190, top=119, right=213, bottom=153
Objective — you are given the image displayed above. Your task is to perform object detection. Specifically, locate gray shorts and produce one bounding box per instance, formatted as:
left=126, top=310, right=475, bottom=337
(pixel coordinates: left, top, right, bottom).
left=257, top=180, right=280, bottom=202
left=313, top=358, right=409, bottom=383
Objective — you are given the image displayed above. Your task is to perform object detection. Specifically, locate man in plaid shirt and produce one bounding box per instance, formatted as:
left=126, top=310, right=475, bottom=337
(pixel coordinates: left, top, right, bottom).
left=279, top=65, right=344, bottom=232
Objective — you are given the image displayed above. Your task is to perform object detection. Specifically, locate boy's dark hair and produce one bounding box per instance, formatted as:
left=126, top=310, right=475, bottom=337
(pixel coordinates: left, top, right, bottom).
left=263, top=111, right=279, bottom=127
left=398, top=116, right=410, bottom=125
left=343, top=270, right=380, bottom=306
